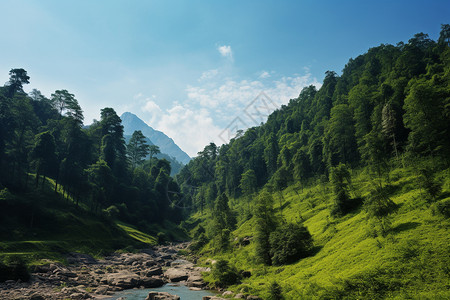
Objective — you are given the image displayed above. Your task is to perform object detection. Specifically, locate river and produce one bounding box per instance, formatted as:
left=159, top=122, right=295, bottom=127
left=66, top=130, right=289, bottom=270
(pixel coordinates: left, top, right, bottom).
left=108, top=283, right=217, bottom=299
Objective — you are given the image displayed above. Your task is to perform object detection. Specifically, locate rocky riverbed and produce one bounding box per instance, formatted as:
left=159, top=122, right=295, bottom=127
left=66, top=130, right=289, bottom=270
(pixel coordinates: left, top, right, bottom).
left=0, top=243, right=213, bottom=300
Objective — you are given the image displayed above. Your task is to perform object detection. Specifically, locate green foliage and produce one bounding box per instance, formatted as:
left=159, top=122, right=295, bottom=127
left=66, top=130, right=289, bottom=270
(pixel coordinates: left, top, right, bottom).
left=211, top=259, right=241, bottom=287
left=330, top=163, right=360, bottom=215
left=0, top=255, right=30, bottom=282
left=269, top=222, right=313, bottom=265
left=254, top=191, right=277, bottom=265
left=416, top=165, right=442, bottom=202
left=267, top=281, right=284, bottom=300
left=431, top=198, right=450, bottom=218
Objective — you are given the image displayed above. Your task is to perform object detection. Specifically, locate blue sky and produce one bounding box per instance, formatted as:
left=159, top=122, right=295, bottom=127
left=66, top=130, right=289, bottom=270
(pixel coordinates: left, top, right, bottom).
left=1, top=0, right=448, bottom=156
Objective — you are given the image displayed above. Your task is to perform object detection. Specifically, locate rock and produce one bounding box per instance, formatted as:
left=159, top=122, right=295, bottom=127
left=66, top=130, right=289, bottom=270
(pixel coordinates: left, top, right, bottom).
left=146, top=291, right=180, bottom=300
left=56, top=270, right=78, bottom=278
left=140, top=277, right=165, bottom=288
left=246, top=296, right=262, bottom=300
left=222, top=290, right=233, bottom=296
left=189, top=287, right=202, bottom=291
left=234, top=294, right=246, bottom=299
left=69, top=292, right=89, bottom=299
left=94, top=285, right=109, bottom=295
left=142, top=266, right=163, bottom=277
left=106, top=272, right=141, bottom=289
left=67, top=253, right=98, bottom=265
left=202, top=297, right=226, bottom=300
left=164, top=268, right=188, bottom=282
left=30, top=295, right=45, bottom=300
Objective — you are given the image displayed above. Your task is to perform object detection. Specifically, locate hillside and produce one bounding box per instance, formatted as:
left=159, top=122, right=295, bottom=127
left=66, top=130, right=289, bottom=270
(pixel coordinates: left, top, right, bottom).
left=121, top=112, right=191, bottom=165
left=188, top=165, right=450, bottom=299
left=179, top=27, right=450, bottom=299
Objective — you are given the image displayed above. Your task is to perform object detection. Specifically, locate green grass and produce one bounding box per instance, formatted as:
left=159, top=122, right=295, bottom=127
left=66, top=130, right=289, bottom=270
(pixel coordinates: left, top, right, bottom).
left=190, top=166, right=450, bottom=299
left=117, top=222, right=157, bottom=245
left=0, top=178, right=157, bottom=265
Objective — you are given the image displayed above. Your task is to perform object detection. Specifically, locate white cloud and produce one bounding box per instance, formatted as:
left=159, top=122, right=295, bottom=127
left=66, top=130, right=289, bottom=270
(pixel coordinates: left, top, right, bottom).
left=142, top=99, right=162, bottom=126
left=156, top=105, right=222, bottom=157
left=199, top=69, right=219, bottom=81
left=218, top=45, right=233, bottom=59
left=259, top=71, right=270, bottom=79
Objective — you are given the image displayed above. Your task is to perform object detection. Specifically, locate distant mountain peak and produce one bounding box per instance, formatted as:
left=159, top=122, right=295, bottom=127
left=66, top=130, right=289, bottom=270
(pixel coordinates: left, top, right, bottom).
left=120, top=112, right=191, bottom=165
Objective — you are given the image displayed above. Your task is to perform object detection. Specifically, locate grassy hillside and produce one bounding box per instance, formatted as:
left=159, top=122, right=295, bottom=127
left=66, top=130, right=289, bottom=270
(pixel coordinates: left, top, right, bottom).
left=0, top=175, right=181, bottom=268
left=188, top=165, right=450, bottom=299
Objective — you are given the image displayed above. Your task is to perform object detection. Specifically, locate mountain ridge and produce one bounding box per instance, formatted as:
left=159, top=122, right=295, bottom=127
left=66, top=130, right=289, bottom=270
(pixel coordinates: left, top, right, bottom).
left=120, top=112, right=191, bottom=165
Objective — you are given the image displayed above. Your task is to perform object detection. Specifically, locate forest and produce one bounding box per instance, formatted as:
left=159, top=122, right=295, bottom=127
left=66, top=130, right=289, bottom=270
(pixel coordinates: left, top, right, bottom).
left=178, top=26, right=450, bottom=298
left=0, top=68, right=186, bottom=237
left=0, top=25, right=449, bottom=299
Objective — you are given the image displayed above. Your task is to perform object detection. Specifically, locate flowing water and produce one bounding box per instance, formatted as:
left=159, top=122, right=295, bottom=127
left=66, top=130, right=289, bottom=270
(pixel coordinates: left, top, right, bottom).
left=108, top=283, right=216, bottom=300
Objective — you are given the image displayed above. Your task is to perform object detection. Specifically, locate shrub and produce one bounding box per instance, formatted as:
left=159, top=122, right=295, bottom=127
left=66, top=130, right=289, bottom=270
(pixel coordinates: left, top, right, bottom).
left=0, top=256, right=30, bottom=282
left=157, top=232, right=167, bottom=244
left=269, top=222, right=313, bottom=265
left=211, top=259, right=241, bottom=287
left=267, top=281, right=284, bottom=300
left=189, top=232, right=209, bottom=251
left=431, top=198, right=450, bottom=218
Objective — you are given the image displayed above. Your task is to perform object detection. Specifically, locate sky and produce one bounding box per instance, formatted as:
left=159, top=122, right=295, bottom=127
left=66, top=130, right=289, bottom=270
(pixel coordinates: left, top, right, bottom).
left=1, top=0, right=449, bottom=157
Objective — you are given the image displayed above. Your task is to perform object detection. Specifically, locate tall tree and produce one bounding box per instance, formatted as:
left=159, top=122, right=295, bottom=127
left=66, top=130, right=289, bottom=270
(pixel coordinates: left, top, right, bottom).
left=127, top=130, right=150, bottom=168
left=6, top=68, right=30, bottom=97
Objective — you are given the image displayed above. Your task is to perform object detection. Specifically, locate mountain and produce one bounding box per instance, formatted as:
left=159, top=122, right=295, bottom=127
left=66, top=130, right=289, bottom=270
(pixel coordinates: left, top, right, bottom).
left=123, top=134, right=184, bottom=175
left=120, top=112, right=191, bottom=165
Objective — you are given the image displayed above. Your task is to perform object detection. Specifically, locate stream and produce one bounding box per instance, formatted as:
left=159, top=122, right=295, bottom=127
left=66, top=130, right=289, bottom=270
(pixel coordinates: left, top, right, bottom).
left=108, top=283, right=216, bottom=299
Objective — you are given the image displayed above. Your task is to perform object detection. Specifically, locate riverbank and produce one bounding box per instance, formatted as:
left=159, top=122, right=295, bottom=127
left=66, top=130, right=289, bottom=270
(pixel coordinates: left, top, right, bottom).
left=0, top=243, right=213, bottom=300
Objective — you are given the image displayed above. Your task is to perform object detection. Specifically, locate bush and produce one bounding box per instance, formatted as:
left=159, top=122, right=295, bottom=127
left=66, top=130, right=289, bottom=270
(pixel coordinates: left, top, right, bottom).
left=267, top=281, right=284, bottom=300
left=431, top=198, right=450, bottom=218
left=157, top=232, right=167, bottom=244
left=189, top=232, right=209, bottom=251
left=417, top=165, right=442, bottom=202
left=0, top=256, right=30, bottom=282
left=211, top=259, right=241, bottom=287
left=269, top=222, right=313, bottom=265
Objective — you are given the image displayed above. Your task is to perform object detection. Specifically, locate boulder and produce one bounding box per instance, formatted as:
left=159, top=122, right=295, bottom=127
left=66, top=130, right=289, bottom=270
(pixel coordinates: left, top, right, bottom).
left=164, top=268, right=188, bottom=282
left=142, top=266, right=163, bottom=277
left=140, top=276, right=165, bottom=288
left=106, top=272, right=141, bottom=289
left=222, top=291, right=233, bottom=296
left=145, top=291, right=180, bottom=300
left=234, top=294, right=246, bottom=299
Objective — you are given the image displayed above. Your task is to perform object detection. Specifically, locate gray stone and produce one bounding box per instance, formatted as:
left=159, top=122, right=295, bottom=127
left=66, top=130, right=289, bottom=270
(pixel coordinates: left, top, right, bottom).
left=140, top=277, right=165, bottom=288
left=146, top=291, right=180, bottom=300
left=164, top=268, right=188, bottom=282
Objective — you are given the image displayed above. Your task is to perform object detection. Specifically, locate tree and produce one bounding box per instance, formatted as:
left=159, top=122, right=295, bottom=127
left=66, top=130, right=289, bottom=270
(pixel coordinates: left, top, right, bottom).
left=148, top=145, right=161, bottom=160
left=86, top=159, right=114, bottom=213
left=269, top=222, right=313, bottom=265
left=403, top=78, right=449, bottom=159
left=6, top=68, right=30, bottom=97
left=254, top=191, right=277, bottom=265
left=330, top=163, right=354, bottom=215
left=30, top=131, right=57, bottom=187
left=212, top=193, right=236, bottom=251
left=51, top=90, right=76, bottom=116
left=240, top=169, right=257, bottom=211
left=127, top=130, right=150, bottom=168
left=323, top=104, right=359, bottom=168
left=268, top=281, right=284, bottom=300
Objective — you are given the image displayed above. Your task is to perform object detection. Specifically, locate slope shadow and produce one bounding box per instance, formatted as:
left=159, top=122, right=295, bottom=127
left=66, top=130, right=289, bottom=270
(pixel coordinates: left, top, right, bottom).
left=392, top=222, right=421, bottom=233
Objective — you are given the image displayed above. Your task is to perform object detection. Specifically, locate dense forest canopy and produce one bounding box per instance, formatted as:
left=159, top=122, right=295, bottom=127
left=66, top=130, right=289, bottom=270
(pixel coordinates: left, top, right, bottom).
left=0, top=69, right=185, bottom=232
left=177, top=26, right=450, bottom=215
